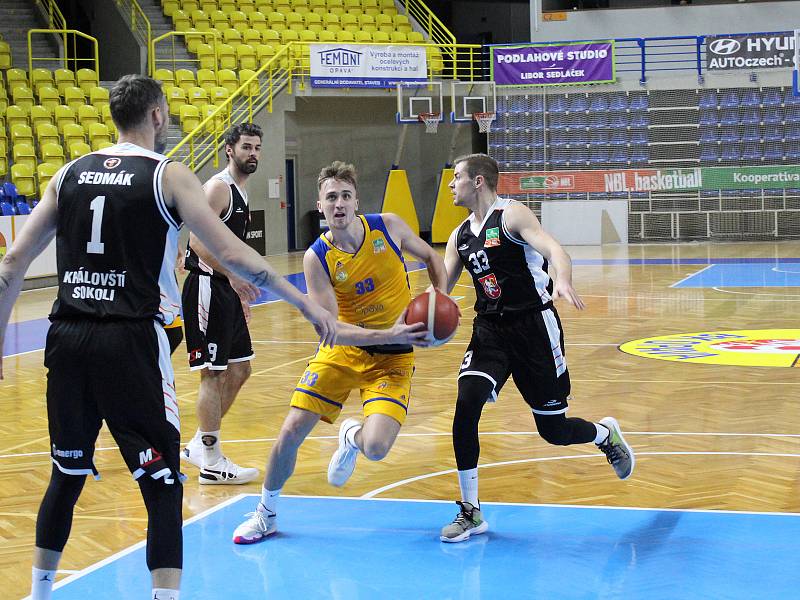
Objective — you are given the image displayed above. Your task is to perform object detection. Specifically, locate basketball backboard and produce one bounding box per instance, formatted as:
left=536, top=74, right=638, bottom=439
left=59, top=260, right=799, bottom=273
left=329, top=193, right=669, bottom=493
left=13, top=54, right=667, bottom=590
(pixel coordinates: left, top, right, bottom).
left=450, top=81, right=496, bottom=123
left=396, top=81, right=443, bottom=123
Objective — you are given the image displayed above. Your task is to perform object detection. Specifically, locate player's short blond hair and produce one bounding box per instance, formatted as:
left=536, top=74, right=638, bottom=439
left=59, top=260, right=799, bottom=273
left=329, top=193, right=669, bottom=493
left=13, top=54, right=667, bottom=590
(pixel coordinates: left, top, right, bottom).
left=317, top=161, right=358, bottom=191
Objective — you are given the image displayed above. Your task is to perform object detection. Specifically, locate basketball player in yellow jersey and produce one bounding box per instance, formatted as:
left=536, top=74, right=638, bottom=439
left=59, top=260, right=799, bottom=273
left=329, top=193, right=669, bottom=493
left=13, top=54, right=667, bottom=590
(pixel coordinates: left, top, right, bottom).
left=233, top=161, right=448, bottom=544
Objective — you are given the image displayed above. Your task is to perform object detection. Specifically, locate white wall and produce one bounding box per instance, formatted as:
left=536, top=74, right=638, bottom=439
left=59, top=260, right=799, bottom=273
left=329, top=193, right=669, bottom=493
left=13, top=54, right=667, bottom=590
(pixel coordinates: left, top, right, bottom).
left=530, top=1, right=800, bottom=42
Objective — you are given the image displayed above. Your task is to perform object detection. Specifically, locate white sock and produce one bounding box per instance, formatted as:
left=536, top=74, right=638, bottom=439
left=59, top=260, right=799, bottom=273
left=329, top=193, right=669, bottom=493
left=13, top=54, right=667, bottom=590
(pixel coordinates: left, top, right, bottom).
left=31, top=567, right=56, bottom=600
left=199, top=430, right=222, bottom=465
left=260, top=487, right=281, bottom=514
left=594, top=423, right=610, bottom=445
left=152, top=588, right=179, bottom=600
left=344, top=422, right=362, bottom=451
left=457, top=468, right=479, bottom=507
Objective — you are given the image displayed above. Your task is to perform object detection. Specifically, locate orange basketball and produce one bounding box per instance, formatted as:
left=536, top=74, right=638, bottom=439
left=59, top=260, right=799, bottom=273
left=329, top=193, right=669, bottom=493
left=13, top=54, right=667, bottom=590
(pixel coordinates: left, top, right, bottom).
left=405, top=289, right=460, bottom=346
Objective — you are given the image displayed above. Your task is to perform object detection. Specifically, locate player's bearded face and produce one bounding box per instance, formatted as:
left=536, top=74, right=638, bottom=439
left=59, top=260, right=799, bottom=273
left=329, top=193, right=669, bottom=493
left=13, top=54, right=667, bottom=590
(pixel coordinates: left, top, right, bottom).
left=154, top=101, right=169, bottom=154
left=230, top=135, right=262, bottom=174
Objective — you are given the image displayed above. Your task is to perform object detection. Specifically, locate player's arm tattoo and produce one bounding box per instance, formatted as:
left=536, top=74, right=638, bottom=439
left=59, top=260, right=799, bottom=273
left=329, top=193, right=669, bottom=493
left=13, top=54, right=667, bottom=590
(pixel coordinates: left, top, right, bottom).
left=0, top=273, right=9, bottom=295
left=250, top=269, right=275, bottom=289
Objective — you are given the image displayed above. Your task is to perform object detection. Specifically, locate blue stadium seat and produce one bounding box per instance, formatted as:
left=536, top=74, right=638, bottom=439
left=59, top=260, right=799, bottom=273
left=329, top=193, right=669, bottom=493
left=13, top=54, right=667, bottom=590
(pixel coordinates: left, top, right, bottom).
left=2, top=182, right=18, bottom=201
left=719, top=90, right=739, bottom=108
left=589, top=148, right=609, bottom=164
left=609, top=130, right=628, bottom=146
left=699, top=111, right=718, bottom=126
left=588, top=112, right=607, bottom=128
left=630, top=130, right=648, bottom=145
left=786, top=124, right=800, bottom=140
left=740, top=90, right=760, bottom=107
left=588, top=95, right=608, bottom=112
left=551, top=131, right=569, bottom=147
left=763, top=125, right=783, bottom=141
left=630, top=112, right=649, bottom=128
left=698, top=90, right=718, bottom=109
left=549, top=114, right=568, bottom=130
left=609, top=147, right=628, bottom=165
left=609, top=113, right=629, bottom=129
left=608, top=94, right=627, bottom=111
left=742, top=143, right=762, bottom=161
left=529, top=96, right=545, bottom=112
left=700, top=190, right=720, bottom=198
left=783, top=88, right=800, bottom=105
left=740, top=109, right=760, bottom=125
left=719, top=126, right=739, bottom=142
left=785, top=105, right=800, bottom=123
left=741, top=125, right=760, bottom=142
left=700, top=127, right=718, bottom=143
left=629, top=94, right=648, bottom=110
left=548, top=96, right=568, bottom=113
left=0, top=201, right=15, bottom=216
left=569, top=130, right=588, bottom=146
left=569, top=148, right=589, bottom=166
left=630, top=148, right=649, bottom=164
left=567, top=95, right=588, bottom=112
left=550, top=148, right=570, bottom=167
left=15, top=200, right=31, bottom=215
left=589, top=130, right=608, bottom=145
left=720, top=110, right=739, bottom=125
left=568, top=113, right=588, bottom=129
left=764, top=142, right=783, bottom=161
left=762, top=90, right=782, bottom=106
left=700, top=145, right=719, bottom=162
left=786, top=147, right=800, bottom=160
left=763, top=107, right=782, bottom=124
left=721, top=145, right=741, bottom=161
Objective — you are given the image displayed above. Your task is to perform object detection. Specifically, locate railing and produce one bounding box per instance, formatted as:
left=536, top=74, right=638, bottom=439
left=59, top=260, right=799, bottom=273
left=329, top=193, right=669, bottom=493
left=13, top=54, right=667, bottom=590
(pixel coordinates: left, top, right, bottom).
left=35, top=0, right=66, bottom=30
left=150, top=30, right=219, bottom=76
left=28, top=29, right=99, bottom=74
left=115, top=0, right=151, bottom=59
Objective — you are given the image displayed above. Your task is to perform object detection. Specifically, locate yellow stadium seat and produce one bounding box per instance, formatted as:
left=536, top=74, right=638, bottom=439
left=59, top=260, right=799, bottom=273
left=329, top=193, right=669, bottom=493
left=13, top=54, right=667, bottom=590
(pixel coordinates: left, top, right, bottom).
left=327, top=0, right=344, bottom=8
left=181, top=0, right=199, bottom=13
left=328, top=6, right=344, bottom=16
left=358, top=14, right=376, bottom=29
left=268, top=12, right=286, bottom=29
left=210, top=10, right=231, bottom=31
left=175, top=68, right=197, bottom=91
left=394, top=14, right=412, bottom=32
left=222, top=28, right=242, bottom=47
left=165, top=86, right=188, bottom=116
left=281, top=29, right=300, bottom=44
left=162, top=0, right=180, bottom=17
left=427, top=46, right=443, bottom=73
left=375, top=13, right=393, bottom=28
left=362, top=0, right=377, bottom=8
left=62, top=123, right=86, bottom=148
left=197, top=68, right=217, bottom=88
left=35, top=85, right=60, bottom=111
left=309, top=0, right=325, bottom=9
left=30, top=105, right=53, bottom=129
left=237, top=68, right=260, bottom=97
left=207, top=85, right=228, bottom=106
left=239, top=0, right=256, bottom=12
left=216, top=69, right=239, bottom=94
left=0, top=41, right=11, bottom=70
left=69, top=141, right=91, bottom=160
left=337, top=30, right=355, bottom=43
left=262, top=29, right=281, bottom=46
left=242, top=28, right=262, bottom=46
left=10, top=163, right=36, bottom=198
left=35, top=123, right=60, bottom=147
left=12, top=142, right=37, bottom=171
left=88, top=123, right=113, bottom=150
left=200, top=1, right=217, bottom=12
left=6, top=68, right=28, bottom=91
left=372, top=30, right=390, bottom=43
left=179, top=104, right=201, bottom=134
left=76, top=68, right=99, bottom=92
left=6, top=104, right=29, bottom=129
left=307, top=23, right=323, bottom=34
left=318, top=30, right=336, bottom=42
left=63, top=86, right=85, bottom=111
left=10, top=123, right=34, bottom=147
left=342, top=0, right=359, bottom=9
left=236, top=45, right=258, bottom=70
left=354, top=31, right=372, bottom=43
left=100, top=103, right=113, bottom=125
left=196, top=43, right=217, bottom=70
left=218, top=0, right=236, bottom=13
left=95, top=141, right=115, bottom=151
left=30, top=68, right=54, bottom=93
left=299, top=30, right=317, bottom=42
left=77, top=104, right=100, bottom=127
left=198, top=103, right=220, bottom=134
left=311, top=6, right=327, bottom=16
left=322, top=13, right=341, bottom=31
left=293, top=6, right=310, bottom=15
left=190, top=9, right=211, bottom=31
left=248, top=12, right=268, bottom=32
left=274, top=2, right=291, bottom=13
left=229, top=10, right=248, bottom=29
left=89, top=87, right=110, bottom=110
left=11, top=86, right=35, bottom=110
left=407, top=31, right=424, bottom=43
left=286, top=12, right=305, bottom=31
left=154, top=68, right=175, bottom=87
left=172, top=9, right=191, bottom=31
left=304, top=12, right=322, bottom=27
left=187, top=85, right=209, bottom=107
left=54, top=104, right=77, bottom=133
left=293, top=0, right=309, bottom=8
left=37, top=161, right=61, bottom=192
left=340, top=13, right=357, bottom=31
left=217, top=43, right=237, bottom=70
left=183, top=29, right=205, bottom=54
left=54, top=69, right=78, bottom=96
left=255, top=44, right=275, bottom=64
left=390, top=31, right=408, bottom=43
left=362, top=7, right=379, bottom=17
left=40, top=142, right=65, bottom=166
left=378, top=0, right=395, bottom=9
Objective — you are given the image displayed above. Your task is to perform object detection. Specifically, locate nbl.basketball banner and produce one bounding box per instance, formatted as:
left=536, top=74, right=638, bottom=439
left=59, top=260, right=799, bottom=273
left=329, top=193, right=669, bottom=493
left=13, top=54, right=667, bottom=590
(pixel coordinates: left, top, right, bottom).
left=498, top=165, right=800, bottom=194
left=490, top=41, right=615, bottom=87
left=309, top=44, right=427, bottom=88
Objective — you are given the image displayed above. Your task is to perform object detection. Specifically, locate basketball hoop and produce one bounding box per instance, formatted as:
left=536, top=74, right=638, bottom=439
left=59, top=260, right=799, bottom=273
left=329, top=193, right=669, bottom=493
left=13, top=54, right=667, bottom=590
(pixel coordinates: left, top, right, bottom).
left=418, top=112, right=440, bottom=134
left=473, top=111, right=496, bottom=134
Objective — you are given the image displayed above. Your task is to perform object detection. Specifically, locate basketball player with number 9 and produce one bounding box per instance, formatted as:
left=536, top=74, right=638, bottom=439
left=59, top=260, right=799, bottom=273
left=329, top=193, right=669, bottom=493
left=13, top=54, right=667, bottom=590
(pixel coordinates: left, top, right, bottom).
left=439, top=153, right=635, bottom=543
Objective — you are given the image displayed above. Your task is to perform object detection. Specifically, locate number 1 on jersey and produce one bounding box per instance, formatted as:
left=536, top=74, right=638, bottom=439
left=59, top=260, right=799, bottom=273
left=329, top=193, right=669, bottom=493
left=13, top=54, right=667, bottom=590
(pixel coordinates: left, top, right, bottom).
left=87, top=195, right=106, bottom=254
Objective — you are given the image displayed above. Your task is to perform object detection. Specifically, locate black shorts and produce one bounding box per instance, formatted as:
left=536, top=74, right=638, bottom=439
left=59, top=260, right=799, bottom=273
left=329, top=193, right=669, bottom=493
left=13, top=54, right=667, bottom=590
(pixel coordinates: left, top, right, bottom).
left=458, top=308, right=571, bottom=414
left=45, top=319, right=182, bottom=483
left=182, top=272, right=254, bottom=370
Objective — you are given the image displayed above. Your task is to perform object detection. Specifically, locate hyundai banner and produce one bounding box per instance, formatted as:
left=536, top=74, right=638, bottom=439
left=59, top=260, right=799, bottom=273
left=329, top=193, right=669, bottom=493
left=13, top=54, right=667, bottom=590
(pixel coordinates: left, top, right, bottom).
left=705, top=32, right=795, bottom=71
left=310, top=44, right=428, bottom=88
left=490, top=41, right=615, bottom=87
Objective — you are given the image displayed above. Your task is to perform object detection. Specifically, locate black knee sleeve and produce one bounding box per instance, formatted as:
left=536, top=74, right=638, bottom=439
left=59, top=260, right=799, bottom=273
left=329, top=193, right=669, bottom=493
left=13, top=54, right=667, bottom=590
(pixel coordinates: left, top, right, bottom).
left=534, top=412, right=597, bottom=446
left=35, top=465, right=87, bottom=552
left=452, top=376, right=494, bottom=471
left=138, top=476, right=183, bottom=571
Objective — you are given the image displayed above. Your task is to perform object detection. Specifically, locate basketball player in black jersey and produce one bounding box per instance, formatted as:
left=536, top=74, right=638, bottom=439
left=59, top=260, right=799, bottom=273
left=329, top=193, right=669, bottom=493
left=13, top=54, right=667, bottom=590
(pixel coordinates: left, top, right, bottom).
left=0, top=75, right=336, bottom=600
left=439, top=153, right=634, bottom=543
left=180, top=123, right=263, bottom=485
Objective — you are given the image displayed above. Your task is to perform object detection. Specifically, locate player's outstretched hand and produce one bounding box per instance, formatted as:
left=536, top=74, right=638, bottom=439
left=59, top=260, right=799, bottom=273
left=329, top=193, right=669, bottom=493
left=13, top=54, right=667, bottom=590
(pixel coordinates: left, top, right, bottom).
left=393, top=309, right=431, bottom=347
left=304, top=303, right=338, bottom=347
left=230, top=276, right=260, bottom=304
left=552, top=280, right=586, bottom=310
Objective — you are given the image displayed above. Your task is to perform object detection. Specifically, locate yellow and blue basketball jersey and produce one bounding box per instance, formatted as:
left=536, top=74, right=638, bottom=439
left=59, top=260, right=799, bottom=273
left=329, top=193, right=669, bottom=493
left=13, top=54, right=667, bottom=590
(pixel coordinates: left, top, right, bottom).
left=309, top=214, right=411, bottom=329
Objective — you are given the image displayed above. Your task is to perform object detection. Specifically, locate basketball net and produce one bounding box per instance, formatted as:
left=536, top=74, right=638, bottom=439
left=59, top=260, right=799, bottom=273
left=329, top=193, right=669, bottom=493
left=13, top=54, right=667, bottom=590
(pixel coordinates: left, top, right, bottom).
left=473, top=111, right=496, bottom=134
left=418, top=112, right=440, bottom=134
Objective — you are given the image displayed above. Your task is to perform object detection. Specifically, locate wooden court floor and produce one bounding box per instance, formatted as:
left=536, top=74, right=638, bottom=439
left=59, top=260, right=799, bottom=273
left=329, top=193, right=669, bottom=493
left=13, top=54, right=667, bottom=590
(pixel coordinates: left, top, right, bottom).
left=2, top=241, right=800, bottom=597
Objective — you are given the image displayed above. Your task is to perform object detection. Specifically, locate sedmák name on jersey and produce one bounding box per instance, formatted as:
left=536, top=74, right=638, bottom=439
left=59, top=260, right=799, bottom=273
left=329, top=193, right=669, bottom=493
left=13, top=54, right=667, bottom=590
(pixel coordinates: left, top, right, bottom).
left=76, top=170, right=135, bottom=186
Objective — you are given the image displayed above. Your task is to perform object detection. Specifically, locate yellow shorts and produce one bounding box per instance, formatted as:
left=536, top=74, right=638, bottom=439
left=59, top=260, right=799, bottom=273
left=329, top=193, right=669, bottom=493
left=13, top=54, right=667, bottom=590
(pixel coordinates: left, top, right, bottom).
left=290, top=345, right=414, bottom=425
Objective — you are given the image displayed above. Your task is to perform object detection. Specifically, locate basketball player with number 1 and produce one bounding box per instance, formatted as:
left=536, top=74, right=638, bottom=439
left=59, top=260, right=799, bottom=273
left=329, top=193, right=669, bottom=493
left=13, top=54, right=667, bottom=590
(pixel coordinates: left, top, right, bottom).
left=440, top=154, right=635, bottom=543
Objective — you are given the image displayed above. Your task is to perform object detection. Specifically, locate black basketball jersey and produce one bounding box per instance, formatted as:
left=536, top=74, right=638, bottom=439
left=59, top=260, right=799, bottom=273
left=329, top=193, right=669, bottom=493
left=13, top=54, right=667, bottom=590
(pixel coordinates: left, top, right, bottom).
left=456, top=198, right=553, bottom=315
left=184, top=168, right=250, bottom=278
left=50, top=142, right=183, bottom=324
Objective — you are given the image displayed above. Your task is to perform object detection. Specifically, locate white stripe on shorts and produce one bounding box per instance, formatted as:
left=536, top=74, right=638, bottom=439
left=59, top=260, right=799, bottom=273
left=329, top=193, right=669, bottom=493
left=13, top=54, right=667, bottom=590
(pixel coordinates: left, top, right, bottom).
left=541, top=309, right=566, bottom=378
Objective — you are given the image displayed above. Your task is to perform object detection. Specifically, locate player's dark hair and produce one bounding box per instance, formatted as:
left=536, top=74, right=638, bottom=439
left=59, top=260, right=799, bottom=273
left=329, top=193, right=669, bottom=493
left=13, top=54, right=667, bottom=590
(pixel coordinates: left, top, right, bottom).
left=453, top=153, right=499, bottom=191
left=224, top=123, right=263, bottom=148
left=109, top=74, right=165, bottom=132
left=317, top=161, right=358, bottom=191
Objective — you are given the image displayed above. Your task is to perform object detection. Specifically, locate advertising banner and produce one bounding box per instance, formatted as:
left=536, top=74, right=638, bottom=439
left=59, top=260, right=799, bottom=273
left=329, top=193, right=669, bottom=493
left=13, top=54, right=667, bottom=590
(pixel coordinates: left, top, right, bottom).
left=498, top=165, right=800, bottom=194
left=705, top=32, right=794, bottom=71
left=310, top=44, right=427, bottom=88
left=490, top=41, right=615, bottom=87
left=246, top=210, right=266, bottom=255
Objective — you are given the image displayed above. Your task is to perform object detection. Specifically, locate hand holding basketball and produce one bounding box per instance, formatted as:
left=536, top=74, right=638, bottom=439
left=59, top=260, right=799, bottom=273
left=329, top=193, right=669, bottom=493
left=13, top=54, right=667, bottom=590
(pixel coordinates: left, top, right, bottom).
left=405, top=289, right=460, bottom=346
